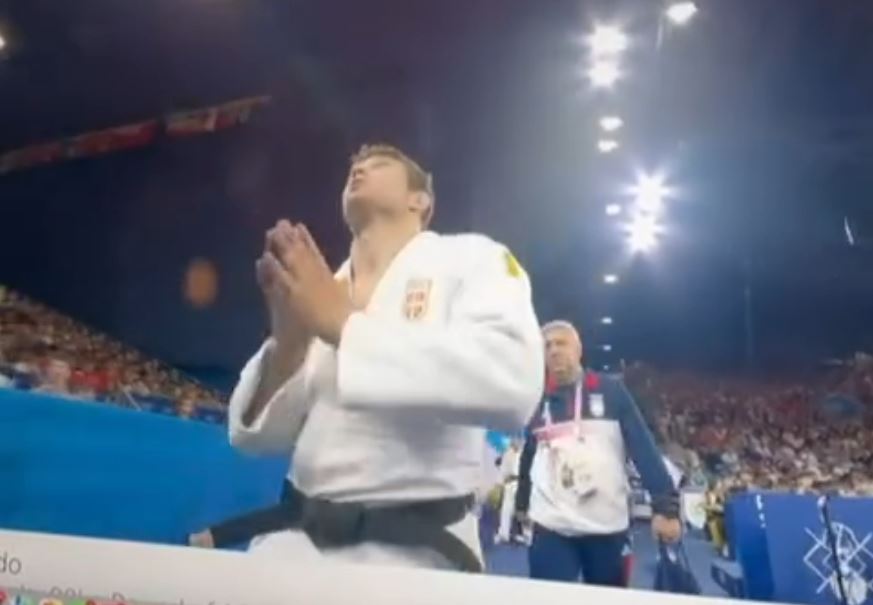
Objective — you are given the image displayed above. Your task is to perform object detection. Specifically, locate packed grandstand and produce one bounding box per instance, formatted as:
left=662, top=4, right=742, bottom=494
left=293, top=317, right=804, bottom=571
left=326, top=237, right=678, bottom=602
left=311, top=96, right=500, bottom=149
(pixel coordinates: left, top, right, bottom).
left=626, top=360, right=873, bottom=498
left=0, top=285, right=226, bottom=422
left=3, top=283, right=872, bottom=499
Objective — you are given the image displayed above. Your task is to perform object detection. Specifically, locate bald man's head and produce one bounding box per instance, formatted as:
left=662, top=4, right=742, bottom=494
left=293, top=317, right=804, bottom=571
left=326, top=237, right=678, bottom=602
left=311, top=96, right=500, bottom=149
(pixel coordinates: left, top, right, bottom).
left=542, top=320, right=584, bottom=386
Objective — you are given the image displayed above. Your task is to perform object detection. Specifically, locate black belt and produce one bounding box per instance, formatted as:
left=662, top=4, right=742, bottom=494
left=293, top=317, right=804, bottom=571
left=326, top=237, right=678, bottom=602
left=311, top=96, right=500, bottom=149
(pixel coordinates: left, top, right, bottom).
left=209, top=486, right=482, bottom=573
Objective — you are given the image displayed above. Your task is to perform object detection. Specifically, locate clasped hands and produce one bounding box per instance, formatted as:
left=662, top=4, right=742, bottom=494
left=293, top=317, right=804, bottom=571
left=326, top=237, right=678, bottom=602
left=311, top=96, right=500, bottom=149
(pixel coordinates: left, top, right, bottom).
left=257, top=220, right=353, bottom=351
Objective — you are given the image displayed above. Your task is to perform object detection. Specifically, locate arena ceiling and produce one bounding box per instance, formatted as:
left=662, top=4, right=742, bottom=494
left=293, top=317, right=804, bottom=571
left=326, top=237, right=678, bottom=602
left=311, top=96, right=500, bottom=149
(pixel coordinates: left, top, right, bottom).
left=1, top=0, right=872, bottom=372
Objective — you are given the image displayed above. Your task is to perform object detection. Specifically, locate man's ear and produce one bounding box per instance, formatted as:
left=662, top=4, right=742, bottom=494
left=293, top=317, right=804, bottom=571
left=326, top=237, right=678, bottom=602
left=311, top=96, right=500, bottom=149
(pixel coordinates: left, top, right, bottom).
left=409, top=191, right=429, bottom=214
left=409, top=192, right=432, bottom=222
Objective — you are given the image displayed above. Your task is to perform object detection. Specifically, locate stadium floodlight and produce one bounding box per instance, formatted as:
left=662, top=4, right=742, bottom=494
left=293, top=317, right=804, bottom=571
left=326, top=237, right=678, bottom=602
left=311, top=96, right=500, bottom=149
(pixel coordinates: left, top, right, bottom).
left=600, top=116, right=623, bottom=132
left=588, top=25, right=628, bottom=56
left=602, top=344, right=613, bottom=352
left=598, top=139, right=619, bottom=154
left=627, top=213, right=661, bottom=253
left=606, top=203, right=622, bottom=216
left=603, top=273, right=619, bottom=284
left=601, top=316, right=614, bottom=325
left=666, top=2, right=698, bottom=26
left=630, top=172, right=670, bottom=214
left=588, top=60, right=621, bottom=89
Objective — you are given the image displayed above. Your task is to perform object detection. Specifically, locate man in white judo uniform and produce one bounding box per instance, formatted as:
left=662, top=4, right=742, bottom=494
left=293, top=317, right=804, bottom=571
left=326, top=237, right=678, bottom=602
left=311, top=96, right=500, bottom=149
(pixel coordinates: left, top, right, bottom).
left=228, top=143, right=544, bottom=571
left=495, top=437, right=525, bottom=544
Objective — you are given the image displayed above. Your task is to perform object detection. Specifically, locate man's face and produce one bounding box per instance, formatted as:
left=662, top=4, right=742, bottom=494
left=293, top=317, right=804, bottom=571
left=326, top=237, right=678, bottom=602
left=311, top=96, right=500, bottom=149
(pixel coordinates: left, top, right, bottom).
left=47, top=360, right=71, bottom=385
left=544, top=326, right=583, bottom=384
left=341, top=154, right=420, bottom=226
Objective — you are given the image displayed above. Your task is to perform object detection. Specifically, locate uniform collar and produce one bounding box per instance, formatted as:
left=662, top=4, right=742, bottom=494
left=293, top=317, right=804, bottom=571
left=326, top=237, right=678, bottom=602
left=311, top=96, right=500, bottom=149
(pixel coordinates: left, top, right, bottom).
left=551, top=369, right=601, bottom=396
left=551, top=369, right=585, bottom=397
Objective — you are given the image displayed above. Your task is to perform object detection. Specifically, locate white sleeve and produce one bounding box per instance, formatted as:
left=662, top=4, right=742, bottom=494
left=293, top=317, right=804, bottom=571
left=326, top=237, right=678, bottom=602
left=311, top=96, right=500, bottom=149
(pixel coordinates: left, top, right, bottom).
left=499, top=451, right=517, bottom=480
left=227, top=339, right=312, bottom=455
left=336, top=236, right=544, bottom=432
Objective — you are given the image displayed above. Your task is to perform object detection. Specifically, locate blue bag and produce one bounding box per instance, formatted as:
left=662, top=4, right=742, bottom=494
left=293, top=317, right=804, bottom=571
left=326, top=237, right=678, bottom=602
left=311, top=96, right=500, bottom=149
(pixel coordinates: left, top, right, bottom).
left=654, top=542, right=702, bottom=595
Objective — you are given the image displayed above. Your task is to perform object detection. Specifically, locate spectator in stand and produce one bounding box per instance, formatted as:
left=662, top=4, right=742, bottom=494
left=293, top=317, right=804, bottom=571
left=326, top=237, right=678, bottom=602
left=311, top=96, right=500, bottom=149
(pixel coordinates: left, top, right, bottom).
left=73, top=360, right=112, bottom=399
left=626, top=361, right=873, bottom=496
left=0, top=347, right=13, bottom=389
left=178, top=396, right=197, bottom=419
left=35, top=358, right=72, bottom=395
left=0, top=285, right=226, bottom=417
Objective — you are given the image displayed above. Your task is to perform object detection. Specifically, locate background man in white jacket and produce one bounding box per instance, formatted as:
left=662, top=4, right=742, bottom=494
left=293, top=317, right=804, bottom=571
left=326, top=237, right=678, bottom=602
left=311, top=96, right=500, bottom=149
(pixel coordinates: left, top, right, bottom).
left=227, top=143, right=544, bottom=571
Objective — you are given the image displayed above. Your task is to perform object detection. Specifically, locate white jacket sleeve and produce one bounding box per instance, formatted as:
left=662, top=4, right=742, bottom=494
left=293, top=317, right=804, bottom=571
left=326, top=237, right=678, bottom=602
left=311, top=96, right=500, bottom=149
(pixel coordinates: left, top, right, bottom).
left=336, top=236, right=544, bottom=432
left=227, top=340, right=312, bottom=455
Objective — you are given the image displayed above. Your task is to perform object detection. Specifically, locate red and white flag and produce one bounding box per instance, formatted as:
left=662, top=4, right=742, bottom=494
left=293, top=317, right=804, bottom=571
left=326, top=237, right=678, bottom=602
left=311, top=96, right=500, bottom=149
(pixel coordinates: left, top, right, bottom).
left=214, top=96, right=271, bottom=130
left=165, top=107, right=219, bottom=137
left=66, top=120, right=159, bottom=158
left=0, top=141, right=64, bottom=174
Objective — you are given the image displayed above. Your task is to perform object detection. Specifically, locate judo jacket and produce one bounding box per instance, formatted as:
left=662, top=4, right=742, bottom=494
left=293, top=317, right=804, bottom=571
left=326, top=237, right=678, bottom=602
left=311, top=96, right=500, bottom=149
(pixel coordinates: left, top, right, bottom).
left=228, top=230, right=545, bottom=505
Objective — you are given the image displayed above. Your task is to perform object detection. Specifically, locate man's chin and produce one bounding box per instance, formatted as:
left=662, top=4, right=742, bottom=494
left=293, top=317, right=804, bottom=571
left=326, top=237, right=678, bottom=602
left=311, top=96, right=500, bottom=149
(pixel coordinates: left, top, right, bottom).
left=549, top=369, right=571, bottom=384
left=343, top=199, right=373, bottom=231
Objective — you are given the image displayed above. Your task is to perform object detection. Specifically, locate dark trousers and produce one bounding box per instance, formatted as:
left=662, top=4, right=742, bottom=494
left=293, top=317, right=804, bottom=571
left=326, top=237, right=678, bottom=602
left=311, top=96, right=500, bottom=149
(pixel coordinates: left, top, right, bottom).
left=528, top=523, right=627, bottom=586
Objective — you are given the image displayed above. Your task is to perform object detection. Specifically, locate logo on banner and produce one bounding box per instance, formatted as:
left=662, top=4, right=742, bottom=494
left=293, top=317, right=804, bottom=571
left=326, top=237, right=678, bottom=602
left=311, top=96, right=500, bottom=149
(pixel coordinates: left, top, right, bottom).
left=803, top=523, right=873, bottom=605
left=402, top=279, right=432, bottom=321
left=589, top=394, right=605, bottom=418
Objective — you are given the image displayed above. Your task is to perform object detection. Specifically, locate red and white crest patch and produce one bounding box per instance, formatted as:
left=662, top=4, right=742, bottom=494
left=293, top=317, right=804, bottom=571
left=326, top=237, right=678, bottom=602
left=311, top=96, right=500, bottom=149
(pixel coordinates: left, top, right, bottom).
left=403, top=278, right=432, bottom=321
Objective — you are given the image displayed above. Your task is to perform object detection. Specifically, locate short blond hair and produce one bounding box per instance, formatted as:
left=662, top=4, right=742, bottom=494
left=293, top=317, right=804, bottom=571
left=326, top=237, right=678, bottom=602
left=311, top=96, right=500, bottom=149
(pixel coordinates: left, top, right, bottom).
left=351, top=143, right=435, bottom=228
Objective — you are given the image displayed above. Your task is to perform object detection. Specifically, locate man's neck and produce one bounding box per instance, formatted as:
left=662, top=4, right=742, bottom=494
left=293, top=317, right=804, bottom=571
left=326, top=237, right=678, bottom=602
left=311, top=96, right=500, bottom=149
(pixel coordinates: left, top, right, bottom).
left=350, top=217, right=421, bottom=276
left=555, top=367, right=584, bottom=389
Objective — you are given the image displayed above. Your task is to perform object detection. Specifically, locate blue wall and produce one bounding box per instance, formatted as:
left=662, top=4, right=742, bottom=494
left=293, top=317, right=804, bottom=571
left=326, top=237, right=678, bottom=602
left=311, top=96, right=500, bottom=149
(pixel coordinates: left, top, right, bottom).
left=0, top=389, right=287, bottom=545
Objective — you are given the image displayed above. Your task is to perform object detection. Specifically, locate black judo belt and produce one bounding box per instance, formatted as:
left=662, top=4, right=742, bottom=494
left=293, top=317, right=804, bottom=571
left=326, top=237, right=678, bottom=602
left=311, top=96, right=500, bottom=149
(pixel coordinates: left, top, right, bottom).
left=208, top=486, right=482, bottom=573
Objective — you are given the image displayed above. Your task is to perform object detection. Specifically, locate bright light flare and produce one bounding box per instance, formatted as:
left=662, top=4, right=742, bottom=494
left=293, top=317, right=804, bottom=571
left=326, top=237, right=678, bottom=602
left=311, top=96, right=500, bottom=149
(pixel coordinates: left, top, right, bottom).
left=630, top=173, right=671, bottom=214
left=0, top=34, right=6, bottom=51
left=603, top=274, right=619, bottom=285
left=600, top=116, right=623, bottom=132
left=598, top=139, right=619, bottom=154
left=627, top=214, right=661, bottom=253
left=666, top=2, right=698, bottom=25
left=602, top=344, right=613, bottom=352
left=601, top=317, right=614, bottom=325
left=605, top=203, right=622, bottom=216
left=588, top=25, right=628, bottom=56
left=588, top=60, right=621, bottom=88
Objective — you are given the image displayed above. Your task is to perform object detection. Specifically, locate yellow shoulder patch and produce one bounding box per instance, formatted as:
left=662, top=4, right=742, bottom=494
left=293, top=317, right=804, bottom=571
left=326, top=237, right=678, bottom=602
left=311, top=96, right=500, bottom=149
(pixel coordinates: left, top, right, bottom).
left=504, top=250, right=524, bottom=278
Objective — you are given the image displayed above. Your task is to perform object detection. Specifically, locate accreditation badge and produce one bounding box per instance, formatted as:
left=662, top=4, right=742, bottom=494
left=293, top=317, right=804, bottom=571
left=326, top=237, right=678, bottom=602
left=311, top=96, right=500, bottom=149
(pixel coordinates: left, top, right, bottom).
left=590, top=393, right=605, bottom=418
left=543, top=428, right=597, bottom=503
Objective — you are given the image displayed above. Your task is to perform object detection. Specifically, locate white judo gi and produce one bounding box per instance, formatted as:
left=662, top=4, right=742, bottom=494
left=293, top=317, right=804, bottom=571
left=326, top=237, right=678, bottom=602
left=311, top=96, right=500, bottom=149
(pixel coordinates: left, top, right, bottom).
left=228, top=230, right=544, bottom=569
left=496, top=444, right=522, bottom=543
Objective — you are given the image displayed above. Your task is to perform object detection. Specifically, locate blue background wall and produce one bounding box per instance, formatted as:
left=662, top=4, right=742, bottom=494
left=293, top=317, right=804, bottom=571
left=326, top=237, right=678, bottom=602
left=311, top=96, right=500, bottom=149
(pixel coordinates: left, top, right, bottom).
left=0, top=389, right=287, bottom=544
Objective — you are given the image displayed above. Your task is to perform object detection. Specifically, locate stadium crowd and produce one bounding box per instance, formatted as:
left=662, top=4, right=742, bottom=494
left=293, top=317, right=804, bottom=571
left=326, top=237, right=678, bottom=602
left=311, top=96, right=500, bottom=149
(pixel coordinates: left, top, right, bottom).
left=627, top=358, right=873, bottom=498
left=5, top=280, right=873, bottom=498
left=0, top=286, right=224, bottom=418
